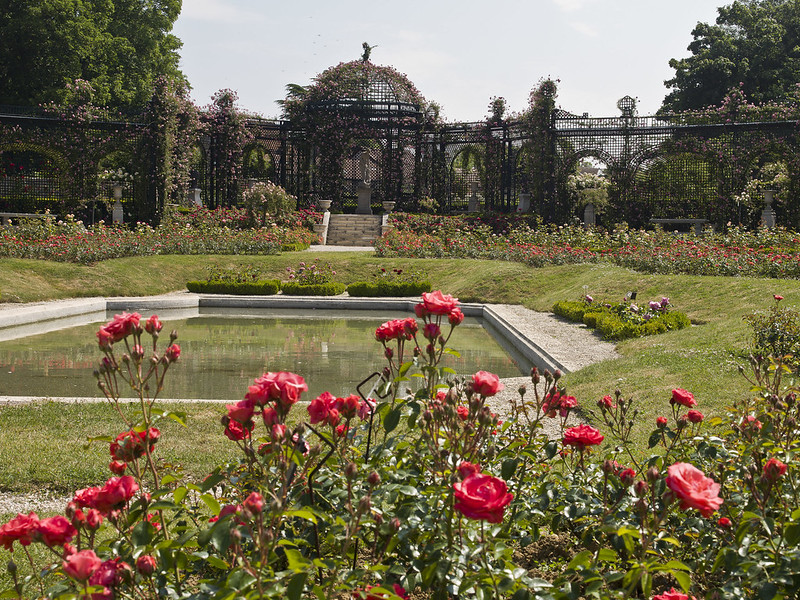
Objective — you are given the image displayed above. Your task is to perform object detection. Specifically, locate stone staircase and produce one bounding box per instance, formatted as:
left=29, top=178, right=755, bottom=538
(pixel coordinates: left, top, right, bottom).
left=324, top=214, right=384, bottom=247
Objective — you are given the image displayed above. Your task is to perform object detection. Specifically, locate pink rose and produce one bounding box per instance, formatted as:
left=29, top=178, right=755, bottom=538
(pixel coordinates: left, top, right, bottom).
left=419, top=290, right=459, bottom=316
left=358, top=398, right=376, bottom=420
left=226, top=398, right=256, bottom=424
left=471, top=371, right=504, bottom=397
left=336, top=394, right=361, bottom=419
left=362, top=583, right=409, bottom=600
left=671, top=388, right=697, bottom=408
left=308, top=392, right=340, bottom=426
left=563, top=424, right=604, bottom=450
left=448, top=308, right=465, bottom=326
left=0, top=512, right=39, bottom=550
left=665, top=462, right=722, bottom=517
left=246, top=371, right=308, bottom=408
left=423, top=322, right=441, bottom=340
left=165, top=343, right=181, bottom=362
left=63, top=549, right=102, bottom=581
left=224, top=419, right=251, bottom=441
left=35, top=516, right=76, bottom=547
left=453, top=473, right=513, bottom=523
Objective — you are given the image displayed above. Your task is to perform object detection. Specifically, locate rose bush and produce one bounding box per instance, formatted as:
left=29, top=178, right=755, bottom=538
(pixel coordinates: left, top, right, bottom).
left=2, top=293, right=800, bottom=599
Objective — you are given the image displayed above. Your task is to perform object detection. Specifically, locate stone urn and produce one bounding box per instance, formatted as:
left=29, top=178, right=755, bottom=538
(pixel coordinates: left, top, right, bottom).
left=318, top=199, right=332, bottom=212
left=382, top=200, right=396, bottom=213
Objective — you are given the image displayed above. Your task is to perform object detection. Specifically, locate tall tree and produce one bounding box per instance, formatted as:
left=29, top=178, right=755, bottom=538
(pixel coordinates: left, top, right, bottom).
left=0, top=0, right=185, bottom=110
left=662, top=0, right=800, bottom=112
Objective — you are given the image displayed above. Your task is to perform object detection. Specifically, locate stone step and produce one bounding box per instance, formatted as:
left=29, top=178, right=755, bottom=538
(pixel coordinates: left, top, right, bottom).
left=325, top=214, right=382, bottom=247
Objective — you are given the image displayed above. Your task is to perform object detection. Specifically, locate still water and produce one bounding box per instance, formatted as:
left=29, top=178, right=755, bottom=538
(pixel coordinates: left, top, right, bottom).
left=0, top=308, right=522, bottom=400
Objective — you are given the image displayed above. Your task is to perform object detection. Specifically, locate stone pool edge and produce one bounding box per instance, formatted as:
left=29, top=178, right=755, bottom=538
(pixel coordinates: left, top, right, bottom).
left=0, top=293, right=567, bottom=376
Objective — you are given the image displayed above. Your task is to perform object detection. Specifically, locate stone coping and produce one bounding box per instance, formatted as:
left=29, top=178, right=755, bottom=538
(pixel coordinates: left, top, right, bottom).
left=0, top=292, right=569, bottom=375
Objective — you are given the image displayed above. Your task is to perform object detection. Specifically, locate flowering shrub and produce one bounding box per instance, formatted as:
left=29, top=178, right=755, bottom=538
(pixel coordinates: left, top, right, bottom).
left=743, top=294, right=800, bottom=363
left=284, top=259, right=336, bottom=285
left=3, top=294, right=800, bottom=599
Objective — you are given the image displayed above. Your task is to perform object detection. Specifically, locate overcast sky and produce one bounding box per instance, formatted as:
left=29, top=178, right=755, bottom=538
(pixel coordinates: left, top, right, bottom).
left=172, top=0, right=723, bottom=122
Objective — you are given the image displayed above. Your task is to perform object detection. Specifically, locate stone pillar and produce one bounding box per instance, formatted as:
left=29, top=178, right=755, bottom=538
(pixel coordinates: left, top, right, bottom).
left=190, top=188, right=202, bottom=207
left=583, top=202, right=596, bottom=228
left=517, top=193, right=531, bottom=213
left=467, top=181, right=480, bottom=212
left=761, top=189, right=777, bottom=228
left=111, top=184, right=124, bottom=224
left=356, top=151, right=372, bottom=215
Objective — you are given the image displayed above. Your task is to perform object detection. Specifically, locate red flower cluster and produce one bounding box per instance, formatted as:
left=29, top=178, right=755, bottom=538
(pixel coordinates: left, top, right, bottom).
left=307, top=392, right=373, bottom=427
left=542, top=391, right=578, bottom=418
left=225, top=372, right=308, bottom=440
left=652, top=588, right=696, bottom=600
left=109, top=428, right=160, bottom=462
left=375, top=317, right=417, bottom=342
left=453, top=473, right=513, bottom=523
left=63, top=549, right=131, bottom=597
left=72, top=475, right=140, bottom=515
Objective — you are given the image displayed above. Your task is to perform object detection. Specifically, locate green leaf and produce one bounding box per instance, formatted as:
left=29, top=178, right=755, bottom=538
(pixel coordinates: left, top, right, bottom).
left=501, top=459, right=519, bottom=480
left=173, top=486, right=188, bottom=505
left=284, top=509, right=318, bottom=524
left=398, top=362, right=413, bottom=377
left=200, top=494, right=221, bottom=516
left=672, top=570, right=691, bottom=591
left=566, top=550, right=592, bottom=571
left=785, top=523, right=800, bottom=546
left=201, top=473, right=225, bottom=492
left=384, top=408, right=401, bottom=433
left=596, top=548, right=617, bottom=562
left=284, top=548, right=312, bottom=572
left=648, top=431, right=662, bottom=448
left=206, top=556, right=229, bottom=570
left=287, top=572, right=308, bottom=600
left=131, top=521, right=154, bottom=546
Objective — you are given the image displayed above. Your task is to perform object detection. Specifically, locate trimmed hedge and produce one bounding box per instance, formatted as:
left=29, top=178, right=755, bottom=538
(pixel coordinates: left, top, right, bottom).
left=281, top=243, right=311, bottom=252
left=186, top=280, right=281, bottom=295
left=281, top=282, right=347, bottom=296
left=552, top=300, right=691, bottom=341
left=346, top=280, right=432, bottom=297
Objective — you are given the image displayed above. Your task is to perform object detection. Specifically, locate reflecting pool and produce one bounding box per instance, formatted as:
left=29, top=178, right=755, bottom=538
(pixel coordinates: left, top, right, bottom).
left=0, top=308, right=523, bottom=400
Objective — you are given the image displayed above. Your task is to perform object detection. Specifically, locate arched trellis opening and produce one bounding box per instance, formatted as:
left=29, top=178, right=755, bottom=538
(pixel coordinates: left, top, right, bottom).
left=242, top=144, right=277, bottom=185
left=449, top=145, right=484, bottom=212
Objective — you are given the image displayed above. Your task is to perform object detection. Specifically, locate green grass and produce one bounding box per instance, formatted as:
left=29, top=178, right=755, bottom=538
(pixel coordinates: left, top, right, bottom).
left=0, top=253, right=795, bottom=491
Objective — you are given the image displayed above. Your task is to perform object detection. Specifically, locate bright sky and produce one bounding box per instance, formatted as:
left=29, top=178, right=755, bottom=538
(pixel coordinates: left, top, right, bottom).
left=172, top=0, right=723, bottom=122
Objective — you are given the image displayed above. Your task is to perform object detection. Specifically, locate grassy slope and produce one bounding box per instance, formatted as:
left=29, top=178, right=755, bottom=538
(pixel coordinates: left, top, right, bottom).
left=0, top=253, right=795, bottom=492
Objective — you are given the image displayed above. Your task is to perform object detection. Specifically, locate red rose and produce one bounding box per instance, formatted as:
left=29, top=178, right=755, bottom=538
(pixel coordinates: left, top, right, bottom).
left=448, top=308, right=465, bottom=326
left=670, top=388, right=697, bottom=408
left=244, top=492, right=264, bottom=514
left=109, top=460, right=127, bottom=475
left=86, top=509, right=103, bottom=530
left=457, top=461, right=481, bottom=478
left=144, top=315, right=163, bottom=334
left=741, top=415, right=762, bottom=429
left=563, top=424, right=604, bottom=450
left=665, top=462, right=722, bottom=517
left=656, top=416, right=668, bottom=428
left=774, top=295, right=784, bottom=301
left=165, top=343, right=181, bottom=363
left=73, top=487, right=100, bottom=509
left=687, top=410, right=704, bottom=424
left=63, top=549, right=102, bottom=581
left=717, top=517, right=732, bottom=528
left=136, top=555, right=158, bottom=576
left=224, top=419, right=252, bottom=441
left=471, top=371, right=504, bottom=397
left=90, top=557, right=129, bottom=588
left=98, top=313, right=140, bottom=345
left=423, top=322, right=441, bottom=340
left=226, top=398, right=256, bottom=424
left=619, top=468, right=636, bottom=486
left=308, top=391, right=338, bottom=425
left=652, top=588, right=696, bottom=600
left=336, top=394, right=361, bottom=419
left=763, top=457, right=788, bottom=481
left=0, top=512, right=39, bottom=550
left=456, top=405, right=469, bottom=420
left=453, top=473, right=513, bottom=523
left=419, top=290, right=460, bottom=316
left=598, top=395, right=616, bottom=409
left=109, top=428, right=160, bottom=462
left=246, top=371, right=308, bottom=408
left=94, top=476, right=139, bottom=514
left=35, top=516, right=76, bottom=547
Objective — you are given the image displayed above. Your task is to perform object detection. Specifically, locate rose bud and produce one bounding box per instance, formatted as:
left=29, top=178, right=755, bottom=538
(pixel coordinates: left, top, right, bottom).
left=367, top=471, right=381, bottom=486
left=345, top=462, right=358, bottom=480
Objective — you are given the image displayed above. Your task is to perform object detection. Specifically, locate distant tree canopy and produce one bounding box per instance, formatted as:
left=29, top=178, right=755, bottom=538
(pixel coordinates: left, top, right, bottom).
left=662, top=0, right=800, bottom=112
left=0, top=0, right=185, bottom=111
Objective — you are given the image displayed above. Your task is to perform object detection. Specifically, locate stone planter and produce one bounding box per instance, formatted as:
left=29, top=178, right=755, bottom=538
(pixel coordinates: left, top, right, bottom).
left=318, top=199, right=332, bottom=212
left=382, top=201, right=396, bottom=213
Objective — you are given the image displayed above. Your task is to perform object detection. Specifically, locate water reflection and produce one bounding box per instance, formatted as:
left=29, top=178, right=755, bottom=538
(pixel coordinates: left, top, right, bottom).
left=0, top=311, right=522, bottom=400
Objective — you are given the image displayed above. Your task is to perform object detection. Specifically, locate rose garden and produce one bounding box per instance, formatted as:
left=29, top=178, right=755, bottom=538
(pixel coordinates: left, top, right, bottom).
left=6, top=13, right=800, bottom=600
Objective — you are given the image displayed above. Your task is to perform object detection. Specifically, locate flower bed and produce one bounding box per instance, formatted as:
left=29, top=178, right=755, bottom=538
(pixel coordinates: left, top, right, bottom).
left=376, top=215, right=800, bottom=280
left=0, top=209, right=320, bottom=264
left=553, top=296, right=691, bottom=340
left=1, top=293, right=796, bottom=599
